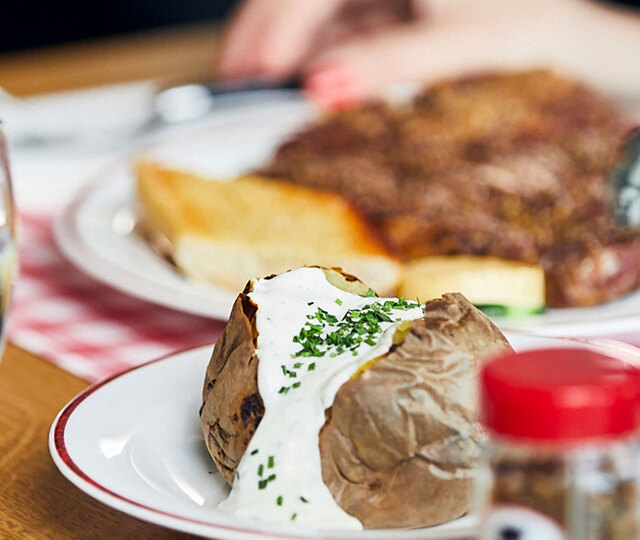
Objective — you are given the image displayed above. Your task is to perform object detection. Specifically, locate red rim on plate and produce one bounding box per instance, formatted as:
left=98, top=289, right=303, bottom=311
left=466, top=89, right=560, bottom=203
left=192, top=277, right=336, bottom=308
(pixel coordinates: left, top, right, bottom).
left=50, top=345, right=474, bottom=540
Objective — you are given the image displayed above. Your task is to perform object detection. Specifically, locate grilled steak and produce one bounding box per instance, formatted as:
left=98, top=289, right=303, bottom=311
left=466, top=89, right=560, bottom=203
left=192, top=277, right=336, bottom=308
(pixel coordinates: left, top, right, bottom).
left=263, top=70, right=636, bottom=307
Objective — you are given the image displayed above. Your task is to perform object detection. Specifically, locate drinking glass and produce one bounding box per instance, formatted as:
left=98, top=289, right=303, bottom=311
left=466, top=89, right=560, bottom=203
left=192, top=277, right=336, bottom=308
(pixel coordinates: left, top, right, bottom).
left=0, top=123, right=18, bottom=361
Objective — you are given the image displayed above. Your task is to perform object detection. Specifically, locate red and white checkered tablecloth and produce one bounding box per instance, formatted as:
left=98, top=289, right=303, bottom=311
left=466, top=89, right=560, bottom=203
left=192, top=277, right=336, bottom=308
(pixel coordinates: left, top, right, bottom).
left=12, top=212, right=640, bottom=383
left=12, top=211, right=640, bottom=385
left=10, top=213, right=225, bottom=383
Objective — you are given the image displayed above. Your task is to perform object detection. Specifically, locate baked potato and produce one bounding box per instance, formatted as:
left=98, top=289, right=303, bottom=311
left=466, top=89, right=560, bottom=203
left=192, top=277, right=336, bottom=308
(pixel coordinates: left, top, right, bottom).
left=200, top=267, right=512, bottom=529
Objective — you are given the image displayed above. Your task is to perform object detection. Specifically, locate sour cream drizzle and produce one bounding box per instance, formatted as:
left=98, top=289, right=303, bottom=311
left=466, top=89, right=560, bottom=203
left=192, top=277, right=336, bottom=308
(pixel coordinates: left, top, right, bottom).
left=217, top=267, right=424, bottom=529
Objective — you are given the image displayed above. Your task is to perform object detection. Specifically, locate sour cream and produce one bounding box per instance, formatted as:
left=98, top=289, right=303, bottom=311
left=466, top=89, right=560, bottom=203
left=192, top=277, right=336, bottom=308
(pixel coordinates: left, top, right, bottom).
left=217, top=267, right=424, bottom=529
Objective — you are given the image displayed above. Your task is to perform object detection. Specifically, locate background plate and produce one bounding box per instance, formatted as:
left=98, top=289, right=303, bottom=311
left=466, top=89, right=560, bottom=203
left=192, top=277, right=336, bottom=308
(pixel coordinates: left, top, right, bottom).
left=54, top=93, right=640, bottom=335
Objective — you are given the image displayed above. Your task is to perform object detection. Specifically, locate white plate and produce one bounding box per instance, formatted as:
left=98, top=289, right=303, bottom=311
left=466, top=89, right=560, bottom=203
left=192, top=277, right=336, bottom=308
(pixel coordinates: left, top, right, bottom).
left=49, top=334, right=640, bottom=539
left=54, top=93, right=640, bottom=334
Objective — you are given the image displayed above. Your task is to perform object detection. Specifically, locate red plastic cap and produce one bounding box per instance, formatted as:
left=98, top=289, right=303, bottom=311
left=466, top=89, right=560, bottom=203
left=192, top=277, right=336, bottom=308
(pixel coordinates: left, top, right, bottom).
left=480, top=347, right=640, bottom=442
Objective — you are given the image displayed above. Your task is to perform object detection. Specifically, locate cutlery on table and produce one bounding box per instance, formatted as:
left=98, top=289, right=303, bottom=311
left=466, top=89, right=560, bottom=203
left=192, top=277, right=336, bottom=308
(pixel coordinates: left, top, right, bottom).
left=0, top=78, right=302, bottom=147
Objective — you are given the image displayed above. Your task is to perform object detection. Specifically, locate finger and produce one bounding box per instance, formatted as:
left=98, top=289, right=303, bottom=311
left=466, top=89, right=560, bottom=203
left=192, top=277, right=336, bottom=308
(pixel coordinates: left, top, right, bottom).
left=304, top=60, right=369, bottom=110
left=215, top=0, right=345, bottom=81
left=303, top=23, right=464, bottom=108
left=303, top=0, right=569, bottom=107
left=309, top=0, right=416, bottom=55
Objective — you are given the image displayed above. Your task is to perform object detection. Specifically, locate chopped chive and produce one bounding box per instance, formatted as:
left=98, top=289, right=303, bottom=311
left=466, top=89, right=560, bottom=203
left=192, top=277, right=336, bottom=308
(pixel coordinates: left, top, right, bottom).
left=258, top=479, right=268, bottom=489
left=291, top=513, right=298, bottom=521
left=258, top=464, right=264, bottom=477
left=292, top=299, right=422, bottom=360
left=250, top=449, right=259, bottom=455
left=292, top=381, right=301, bottom=389
left=308, top=362, right=316, bottom=371
left=335, top=298, right=343, bottom=305
left=268, top=455, right=275, bottom=468
left=277, top=496, right=283, bottom=506
left=267, top=474, right=276, bottom=482
left=300, top=496, right=309, bottom=503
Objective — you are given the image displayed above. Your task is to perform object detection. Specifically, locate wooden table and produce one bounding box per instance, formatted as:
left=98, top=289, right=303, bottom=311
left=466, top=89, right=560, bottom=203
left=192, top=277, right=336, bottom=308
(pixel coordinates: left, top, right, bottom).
left=0, top=345, right=194, bottom=538
left=0, top=21, right=222, bottom=97
left=0, top=23, right=223, bottom=538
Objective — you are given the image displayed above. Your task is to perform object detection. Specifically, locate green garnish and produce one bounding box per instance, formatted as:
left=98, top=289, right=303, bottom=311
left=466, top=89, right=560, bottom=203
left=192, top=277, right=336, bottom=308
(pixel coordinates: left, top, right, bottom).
left=476, top=304, right=545, bottom=317
left=268, top=456, right=275, bottom=468
left=300, top=496, right=309, bottom=503
left=257, top=464, right=277, bottom=490
left=291, top=513, right=298, bottom=521
left=277, top=496, right=283, bottom=506
left=281, top=365, right=299, bottom=378
left=278, top=297, right=422, bottom=395
left=292, top=298, right=421, bottom=360
left=250, top=449, right=259, bottom=455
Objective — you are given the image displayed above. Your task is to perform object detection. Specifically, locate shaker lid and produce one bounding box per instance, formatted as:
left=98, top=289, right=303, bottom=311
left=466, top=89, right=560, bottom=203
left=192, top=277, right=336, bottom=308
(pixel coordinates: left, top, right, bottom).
left=479, top=347, right=640, bottom=441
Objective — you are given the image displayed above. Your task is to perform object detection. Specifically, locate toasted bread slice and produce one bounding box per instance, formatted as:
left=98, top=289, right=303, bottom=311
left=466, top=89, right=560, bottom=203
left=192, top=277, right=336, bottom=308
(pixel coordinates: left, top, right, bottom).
left=136, top=160, right=402, bottom=294
left=399, top=255, right=545, bottom=315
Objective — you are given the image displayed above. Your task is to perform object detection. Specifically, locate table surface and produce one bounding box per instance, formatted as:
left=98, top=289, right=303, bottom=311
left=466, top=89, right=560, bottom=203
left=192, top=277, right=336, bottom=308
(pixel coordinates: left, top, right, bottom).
left=0, top=23, right=221, bottom=539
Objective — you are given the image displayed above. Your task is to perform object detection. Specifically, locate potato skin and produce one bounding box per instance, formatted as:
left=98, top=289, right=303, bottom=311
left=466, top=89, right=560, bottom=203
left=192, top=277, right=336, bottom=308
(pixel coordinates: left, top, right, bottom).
left=200, top=291, right=262, bottom=485
left=200, top=278, right=512, bottom=528
left=318, top=293, right=512, bottom=528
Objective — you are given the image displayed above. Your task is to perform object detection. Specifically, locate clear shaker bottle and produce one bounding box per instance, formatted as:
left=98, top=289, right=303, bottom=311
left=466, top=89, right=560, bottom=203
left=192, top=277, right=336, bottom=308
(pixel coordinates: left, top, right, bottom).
left=476, top=347, right=640, bottom=540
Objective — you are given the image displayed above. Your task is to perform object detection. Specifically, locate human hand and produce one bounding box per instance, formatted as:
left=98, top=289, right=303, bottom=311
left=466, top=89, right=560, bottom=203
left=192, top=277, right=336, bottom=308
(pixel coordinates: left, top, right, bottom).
left=215, top=0, right=416, bottom=105
left=215, top=0, right=640, bottom=108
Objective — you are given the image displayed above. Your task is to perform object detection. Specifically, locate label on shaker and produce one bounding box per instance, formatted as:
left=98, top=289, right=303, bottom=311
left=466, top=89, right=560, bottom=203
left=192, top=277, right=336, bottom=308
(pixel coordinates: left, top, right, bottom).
left=481, top=504, right=566, bottom=540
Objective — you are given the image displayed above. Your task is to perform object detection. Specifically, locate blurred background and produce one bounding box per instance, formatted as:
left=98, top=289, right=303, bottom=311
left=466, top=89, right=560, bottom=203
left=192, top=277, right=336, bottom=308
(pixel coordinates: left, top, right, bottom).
left=3, top=0, right=637, bottom=53
left=1, top=0, right=638, bottom=98
left=1, top=0, right=238, bottom=52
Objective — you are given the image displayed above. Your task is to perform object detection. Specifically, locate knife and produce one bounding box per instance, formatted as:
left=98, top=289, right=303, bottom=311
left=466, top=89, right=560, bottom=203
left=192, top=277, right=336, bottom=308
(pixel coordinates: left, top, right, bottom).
left=152, top=77, right=302, bottom=125
left=612, top=128, right=640, bottom=228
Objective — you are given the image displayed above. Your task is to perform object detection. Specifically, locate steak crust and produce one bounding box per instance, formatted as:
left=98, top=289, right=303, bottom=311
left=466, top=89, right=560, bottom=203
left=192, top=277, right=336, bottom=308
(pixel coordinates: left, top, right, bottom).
left=263, top=70, right=635, bottom=307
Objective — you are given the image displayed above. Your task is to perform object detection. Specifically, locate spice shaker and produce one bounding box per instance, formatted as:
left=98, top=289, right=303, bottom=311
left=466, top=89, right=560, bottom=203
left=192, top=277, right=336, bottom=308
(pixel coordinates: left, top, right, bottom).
left=476, top=347, right=640, bottom=540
